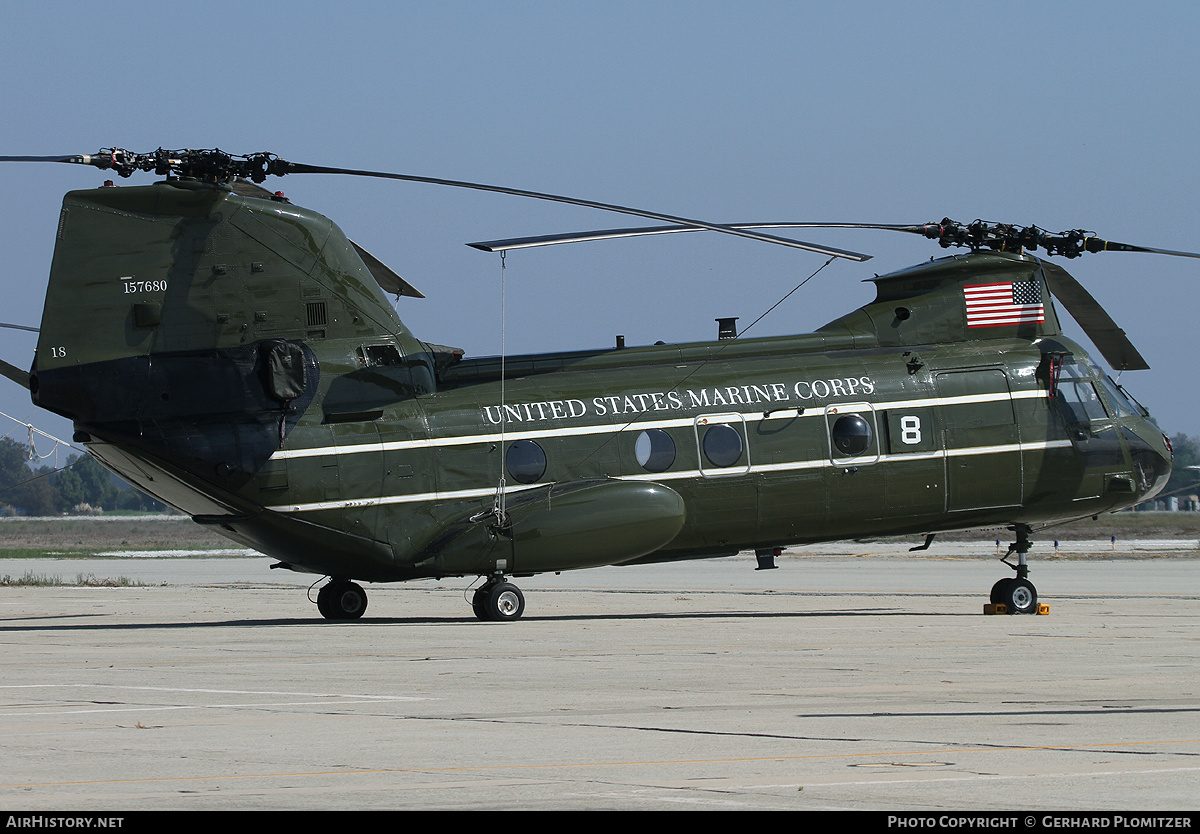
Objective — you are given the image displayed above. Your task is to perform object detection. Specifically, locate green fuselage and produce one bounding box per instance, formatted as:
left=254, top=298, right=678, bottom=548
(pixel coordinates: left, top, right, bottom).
left=232, top=330, right=1168, bottom=580
left=30, top=181, right=1171, bottom=583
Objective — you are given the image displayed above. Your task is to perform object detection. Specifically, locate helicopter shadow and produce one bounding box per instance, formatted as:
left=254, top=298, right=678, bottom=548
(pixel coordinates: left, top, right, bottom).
left=0, top=605, right=958, bottom=633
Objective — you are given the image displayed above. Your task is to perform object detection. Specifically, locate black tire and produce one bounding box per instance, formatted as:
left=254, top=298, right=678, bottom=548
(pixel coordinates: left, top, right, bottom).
left=990, top=577, right=1014, bottom=604
left=471, top=587, right=490, bottom=621
left=483, top=582, right=525, bottom=621
left=317, top=580, right=368, bottom=620
left=1000, top=577, right=1038, bottom=615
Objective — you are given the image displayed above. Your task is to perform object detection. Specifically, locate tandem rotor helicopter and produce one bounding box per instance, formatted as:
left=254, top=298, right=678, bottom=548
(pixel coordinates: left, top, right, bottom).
left=1, top=147, right=1193, bottom=621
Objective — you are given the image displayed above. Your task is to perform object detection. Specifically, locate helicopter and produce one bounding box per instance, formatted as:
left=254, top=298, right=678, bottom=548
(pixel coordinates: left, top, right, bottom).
left=0, top=147, right=1189, bottom=622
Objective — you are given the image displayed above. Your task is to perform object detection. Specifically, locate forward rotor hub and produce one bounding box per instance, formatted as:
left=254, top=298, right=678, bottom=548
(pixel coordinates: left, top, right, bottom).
left=921, top=218, right=1100, bottom=259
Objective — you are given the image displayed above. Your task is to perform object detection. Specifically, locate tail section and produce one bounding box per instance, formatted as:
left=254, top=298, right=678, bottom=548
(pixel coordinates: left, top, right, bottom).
left=31, top=178, right=417, bottom=514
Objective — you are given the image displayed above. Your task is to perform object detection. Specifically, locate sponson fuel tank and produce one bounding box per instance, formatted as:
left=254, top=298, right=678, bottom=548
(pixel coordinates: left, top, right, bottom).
left=417, top=479, right=688, bottom=576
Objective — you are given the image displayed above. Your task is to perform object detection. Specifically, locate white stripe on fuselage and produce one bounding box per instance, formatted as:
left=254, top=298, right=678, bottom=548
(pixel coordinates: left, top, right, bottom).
left=265, top=389, right=1061, bottom=514
left=268, top=389, right=1045, bottom=460
left=267, top=438, right=1071, bottom=513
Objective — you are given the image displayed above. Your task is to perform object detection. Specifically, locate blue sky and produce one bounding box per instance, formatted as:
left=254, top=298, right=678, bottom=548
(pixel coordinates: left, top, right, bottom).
left=1, top=1, right=1197, bottom=456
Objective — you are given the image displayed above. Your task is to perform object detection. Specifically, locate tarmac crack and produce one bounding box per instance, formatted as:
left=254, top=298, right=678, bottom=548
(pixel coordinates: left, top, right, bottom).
left=400, top=714, right=1200, bottom=760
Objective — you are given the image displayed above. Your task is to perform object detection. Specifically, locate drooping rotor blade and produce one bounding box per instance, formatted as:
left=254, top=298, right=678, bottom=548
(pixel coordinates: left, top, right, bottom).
left=0, top=323, right=36, bottom=388
left=16, top=150, right=1200, bottom=262
left=470, top=218, right=1200, bottom=262
left=273, top=160, right=872, bottom=262
left=2, top=149, right=873, bottom=260
left=1040, top=261, right=1149, bottom=371
left=467, top=222, right=913, bottom=253
left=350, top=241, right=424, bottom=299
left=0, top=358, right=30, bottom=390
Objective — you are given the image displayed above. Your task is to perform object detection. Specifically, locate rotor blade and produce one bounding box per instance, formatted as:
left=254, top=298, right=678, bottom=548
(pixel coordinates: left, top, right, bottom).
left=467, top=222, right=912, bottom=253
left=1040, top=261, right=1149, bottom=371
left=0, top=150, right=869, bottom=259
left=274, top=161, right=872, bottom=262
left=0, top=155, right=81, bottom=162
left=350, top=241, right=424, bottom=299
left=0, top=322, right=38, bottom=333
left=0, top=154, right=99, bottom=165
left=0, top=358, right=30, bottom=390
left=1083, top=238, right=1200, bottom=259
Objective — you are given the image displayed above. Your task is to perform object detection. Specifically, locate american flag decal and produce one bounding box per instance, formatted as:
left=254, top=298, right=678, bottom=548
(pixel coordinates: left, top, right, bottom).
left=963, top=280, right=1044, bottom=328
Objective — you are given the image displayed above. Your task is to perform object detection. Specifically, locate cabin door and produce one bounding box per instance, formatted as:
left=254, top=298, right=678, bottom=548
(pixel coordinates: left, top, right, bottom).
left=935, top=369, right=1022, bottom=511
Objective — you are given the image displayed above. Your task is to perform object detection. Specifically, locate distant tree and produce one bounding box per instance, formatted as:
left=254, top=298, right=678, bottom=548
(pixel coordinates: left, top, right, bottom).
left=0, top=437, right=54, bottom=515
left=20, top=466, right=59, bottom=516
left=55, top=453, right=120, bottom=511
left=0, top=437, right=29, bottom=486
left=53, top=462, right=85, bottom=510
left=74, top=455, right=119, bottom=509
left=0, top=438, right=165, bottom=515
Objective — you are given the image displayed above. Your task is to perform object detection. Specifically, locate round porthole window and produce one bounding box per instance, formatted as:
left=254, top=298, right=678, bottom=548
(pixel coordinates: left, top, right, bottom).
left=702, top=424, right=743, bottom=468
left=831, top=414, right=872, bottom=456
left=635, top=429, right=676, bottom=472
left=505, top=439, right=547, bottom=484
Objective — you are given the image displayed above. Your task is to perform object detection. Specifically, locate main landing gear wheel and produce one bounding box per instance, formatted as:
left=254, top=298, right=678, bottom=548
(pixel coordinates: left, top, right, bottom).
left=472, top=580, right=525, bottom=622
left=317, top=579, right=368, bottom=620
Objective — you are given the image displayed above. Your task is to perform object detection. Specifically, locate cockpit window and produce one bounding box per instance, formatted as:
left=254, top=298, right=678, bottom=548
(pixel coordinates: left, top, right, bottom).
left=1099, top=377, right=1138, bottom=418
left=1118, top=384, right=1152, bottom=419
left=1060, top=357, right=1101, bottom=380
left=1058, top=379, right=1108, bottom=423
left=1054, top=360, right=1109, bottom=423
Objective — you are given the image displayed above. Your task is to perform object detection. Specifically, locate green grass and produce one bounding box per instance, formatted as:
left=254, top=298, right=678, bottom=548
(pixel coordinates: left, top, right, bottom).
left=0, top=571, right=149, bottom=586
left=0, top=548, right=103, bottom=559
left=0, top=547, right=254, bottom=559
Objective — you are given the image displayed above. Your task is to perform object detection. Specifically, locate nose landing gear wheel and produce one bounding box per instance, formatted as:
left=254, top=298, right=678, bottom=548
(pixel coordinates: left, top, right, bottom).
left=317, top=580, right=368, bottom=620
left=1002, top=578, right=1038, bottom=615
left=991, top=524, right=1038, bottom=614
left=472, top=581, right=525, bottom=621
left=471, top=587, right=489, bottom=620
left=990, top=576, right=1037, bottom=614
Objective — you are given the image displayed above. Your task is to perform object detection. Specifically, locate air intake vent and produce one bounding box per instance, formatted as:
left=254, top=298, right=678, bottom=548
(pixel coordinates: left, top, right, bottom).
left=306, top=302, right=327, bottom=327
